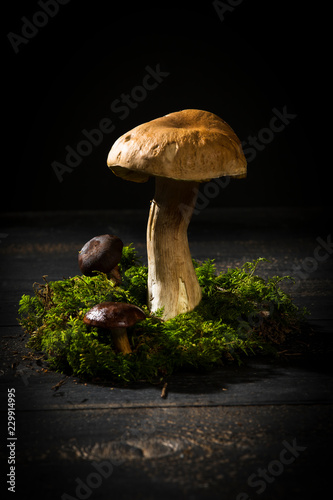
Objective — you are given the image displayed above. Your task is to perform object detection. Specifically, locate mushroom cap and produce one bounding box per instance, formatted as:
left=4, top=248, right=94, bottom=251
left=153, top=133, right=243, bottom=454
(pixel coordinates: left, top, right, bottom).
left=83, top=302, right=146, bottom=329
left=107, top=109, right=246, bottom=183
left=78, top=234, right=123, bottom=277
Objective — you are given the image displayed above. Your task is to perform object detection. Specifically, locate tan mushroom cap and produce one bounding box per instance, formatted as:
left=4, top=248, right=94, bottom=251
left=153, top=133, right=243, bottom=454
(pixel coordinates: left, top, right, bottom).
left=107, top=109, right=247, bottom=183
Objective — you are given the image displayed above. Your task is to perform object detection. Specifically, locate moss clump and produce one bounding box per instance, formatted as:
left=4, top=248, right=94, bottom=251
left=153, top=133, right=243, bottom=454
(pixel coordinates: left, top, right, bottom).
left=18, top=245, right=306, bottom=383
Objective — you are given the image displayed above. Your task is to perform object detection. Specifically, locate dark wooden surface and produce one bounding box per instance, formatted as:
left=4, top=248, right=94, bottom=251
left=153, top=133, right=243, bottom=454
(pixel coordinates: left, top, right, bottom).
left=0, top=207, right=332, bottom=500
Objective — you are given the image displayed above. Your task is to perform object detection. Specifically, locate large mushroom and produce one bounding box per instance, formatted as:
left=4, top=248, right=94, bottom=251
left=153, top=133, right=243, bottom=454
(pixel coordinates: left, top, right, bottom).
left=107, top=109, right=246, bottom=320
left=83, top=302, right=146, bottom=354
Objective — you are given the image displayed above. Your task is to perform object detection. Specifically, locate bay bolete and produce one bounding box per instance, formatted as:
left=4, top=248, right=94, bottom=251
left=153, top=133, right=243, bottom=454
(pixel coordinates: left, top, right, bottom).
left=107, top=109, right=246, bottom=320
left=83, top=302, right=146, bottom=354
left=78, top=234, right=123, bottom=283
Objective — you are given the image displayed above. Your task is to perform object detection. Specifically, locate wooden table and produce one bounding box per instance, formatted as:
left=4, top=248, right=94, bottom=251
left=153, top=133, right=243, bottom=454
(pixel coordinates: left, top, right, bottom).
left=1, top=207, right=332, bottom=499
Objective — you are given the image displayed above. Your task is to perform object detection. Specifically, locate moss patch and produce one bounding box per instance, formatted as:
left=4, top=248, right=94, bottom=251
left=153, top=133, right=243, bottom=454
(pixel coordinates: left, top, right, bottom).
left=18, top=245, right=307, bottom=383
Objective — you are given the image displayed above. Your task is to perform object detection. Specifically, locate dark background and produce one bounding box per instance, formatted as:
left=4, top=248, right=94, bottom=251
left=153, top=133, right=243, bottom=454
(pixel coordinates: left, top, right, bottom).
left=3, top=0, right=329, bottom=212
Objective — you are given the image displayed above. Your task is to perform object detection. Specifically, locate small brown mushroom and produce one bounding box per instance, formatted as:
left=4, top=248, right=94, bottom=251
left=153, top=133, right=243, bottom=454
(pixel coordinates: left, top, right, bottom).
left=83, top=302, right=146, bottom=354
left=78, top=234, right=123, bottom=283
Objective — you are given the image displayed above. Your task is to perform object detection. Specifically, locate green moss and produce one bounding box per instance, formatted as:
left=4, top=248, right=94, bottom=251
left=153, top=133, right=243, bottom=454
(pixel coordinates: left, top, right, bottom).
left=18, top=246, right=307, bottom=383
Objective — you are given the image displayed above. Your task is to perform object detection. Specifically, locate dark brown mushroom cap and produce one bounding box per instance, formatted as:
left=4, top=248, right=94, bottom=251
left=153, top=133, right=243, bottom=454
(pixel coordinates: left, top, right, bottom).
left=78, top=234, right=123, bottom=276
left=83, top=302, right=146, bottom=329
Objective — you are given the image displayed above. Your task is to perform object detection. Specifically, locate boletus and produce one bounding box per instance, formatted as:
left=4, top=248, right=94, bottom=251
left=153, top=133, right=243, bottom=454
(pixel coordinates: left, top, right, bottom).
left=83, top=302, right=146, bottom=354
left=78, top=234, right=123, bottom=284
left=107, top=109, right=246, bottom=320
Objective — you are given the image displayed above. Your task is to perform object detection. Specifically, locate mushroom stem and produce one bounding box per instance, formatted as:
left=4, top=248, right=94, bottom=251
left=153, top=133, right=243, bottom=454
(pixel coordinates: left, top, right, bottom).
left=109, top=264, right=122, bottom=285
left=147, top=177, right=202, bottom=320
left=110, top=327, right=132, bottom=354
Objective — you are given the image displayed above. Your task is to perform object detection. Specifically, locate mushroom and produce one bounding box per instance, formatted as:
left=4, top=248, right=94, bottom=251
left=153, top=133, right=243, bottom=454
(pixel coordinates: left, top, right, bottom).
left=83, top=301, right=146, bottom=354
left=78, top=234, right=123, bottom=284
left=107, top=109, right=246, bottom=320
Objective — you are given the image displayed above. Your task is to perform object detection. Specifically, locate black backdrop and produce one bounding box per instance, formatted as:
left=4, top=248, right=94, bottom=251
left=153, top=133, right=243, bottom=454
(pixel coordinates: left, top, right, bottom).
left=3, top=1, right=329, bottom=212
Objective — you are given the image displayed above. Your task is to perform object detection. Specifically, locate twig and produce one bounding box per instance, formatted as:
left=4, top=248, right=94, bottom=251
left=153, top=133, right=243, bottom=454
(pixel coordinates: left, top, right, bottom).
left=160, top=382, right=168, bottom=399
left=51, top=377, right=68, bottom=391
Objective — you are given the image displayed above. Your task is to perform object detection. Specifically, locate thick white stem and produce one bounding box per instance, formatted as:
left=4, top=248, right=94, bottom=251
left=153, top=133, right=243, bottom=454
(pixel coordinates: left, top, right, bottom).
left=147, top=177, right=202, bottom=320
